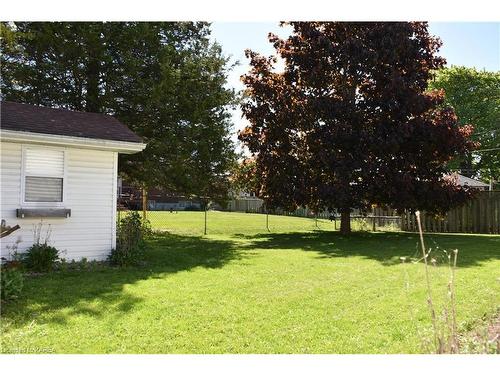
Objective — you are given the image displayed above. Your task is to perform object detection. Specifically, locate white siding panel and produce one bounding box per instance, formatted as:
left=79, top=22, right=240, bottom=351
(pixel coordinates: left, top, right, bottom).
left=1, top=143, right=118, bottom=261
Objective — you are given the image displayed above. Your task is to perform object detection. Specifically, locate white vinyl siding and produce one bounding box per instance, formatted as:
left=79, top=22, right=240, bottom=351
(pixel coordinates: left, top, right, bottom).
left=1, top=142, right=118, bottom=261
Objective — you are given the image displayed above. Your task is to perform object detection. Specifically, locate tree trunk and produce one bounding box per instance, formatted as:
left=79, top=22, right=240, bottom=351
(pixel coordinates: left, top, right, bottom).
left=340, top=210, right=351, bottom=235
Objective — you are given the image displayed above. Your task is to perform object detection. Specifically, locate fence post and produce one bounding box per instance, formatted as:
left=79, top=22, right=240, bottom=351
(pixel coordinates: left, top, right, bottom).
left=142, top=188, right=148, bottom=221
left=266, top=207, right=270, bottom=232
left=204, top=203, right=208, bottom=235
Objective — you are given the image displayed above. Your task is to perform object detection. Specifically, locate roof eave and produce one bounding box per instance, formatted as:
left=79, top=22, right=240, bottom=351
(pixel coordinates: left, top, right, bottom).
left=0, top=129, right=146, bottom=154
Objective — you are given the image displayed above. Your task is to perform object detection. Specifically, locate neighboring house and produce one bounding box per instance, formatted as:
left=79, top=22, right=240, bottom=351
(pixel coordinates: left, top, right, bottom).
left=0, top=101, right=145, bottom=260
left=147, top=196, right=202, bottom=211
left=118, top=182, right=202, bottom=211
left=234, top=190, right=258, bottom=198
left=452, top=173, right=491, bottom=191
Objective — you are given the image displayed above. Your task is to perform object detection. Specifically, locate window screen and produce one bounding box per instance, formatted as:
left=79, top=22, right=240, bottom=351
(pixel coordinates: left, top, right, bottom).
left=24, top=149, right=64, bottom=203
left=25, top=176, right=63, bottom=202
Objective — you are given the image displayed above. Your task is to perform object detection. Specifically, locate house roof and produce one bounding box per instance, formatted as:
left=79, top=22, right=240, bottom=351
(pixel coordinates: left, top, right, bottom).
left=1, top=101, right=143, bottom=143
left=454, top=173, right=490, bottom=188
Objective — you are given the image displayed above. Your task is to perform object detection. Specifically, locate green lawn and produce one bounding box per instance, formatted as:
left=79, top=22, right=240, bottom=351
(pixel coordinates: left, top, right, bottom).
left=142, top=210, right=394, bottom=235
left=145, top=210, right=336, bottom=235
left=1, top=211, right=499, bottom=353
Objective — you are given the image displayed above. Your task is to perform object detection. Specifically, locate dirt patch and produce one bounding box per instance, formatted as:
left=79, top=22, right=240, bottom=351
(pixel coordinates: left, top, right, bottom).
left=460, top=311, right=500, bottom=354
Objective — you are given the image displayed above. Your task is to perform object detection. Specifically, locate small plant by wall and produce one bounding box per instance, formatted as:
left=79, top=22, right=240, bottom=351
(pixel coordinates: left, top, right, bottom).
left=22, top=222, right=60, bottom=273
left=109, top=211, right=152, bottom=266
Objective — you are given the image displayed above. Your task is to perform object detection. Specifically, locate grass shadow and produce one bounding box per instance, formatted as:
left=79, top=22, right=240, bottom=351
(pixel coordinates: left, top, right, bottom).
left=1, top=233, right=240, bottom=329
left=236, top=231, right=500, bottom=268
left=2, top=230, right=498, bottom=337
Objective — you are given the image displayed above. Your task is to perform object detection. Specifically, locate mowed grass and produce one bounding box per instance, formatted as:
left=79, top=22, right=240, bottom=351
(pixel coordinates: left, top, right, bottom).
left=1, top=211, right=499, bottom=353
left=146, top=210, right=337, bottom=235
left=142, top=210, right=386, bottom=235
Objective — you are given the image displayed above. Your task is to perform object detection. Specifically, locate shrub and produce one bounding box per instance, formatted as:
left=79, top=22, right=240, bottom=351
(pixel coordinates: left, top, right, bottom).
left=23, top=243, right=60, bottom=272
left=109, top=211, right=151, bottom=266
left=22, top=222, right=60, bottom=272
left=0, top=261, right=24, bottom=301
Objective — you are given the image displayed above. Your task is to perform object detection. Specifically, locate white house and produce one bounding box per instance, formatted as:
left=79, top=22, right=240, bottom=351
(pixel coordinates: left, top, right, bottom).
left=452, top=173, right=491, bottom=191
left=0, top=101, right=146, bottom=260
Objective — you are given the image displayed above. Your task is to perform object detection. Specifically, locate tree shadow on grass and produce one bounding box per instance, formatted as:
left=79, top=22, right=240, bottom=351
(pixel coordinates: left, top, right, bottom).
left=236, top=230, right=500, bottom=268
left=0, top=233, right=240, bottom=330
left=2, top=230, right=498, bottom=340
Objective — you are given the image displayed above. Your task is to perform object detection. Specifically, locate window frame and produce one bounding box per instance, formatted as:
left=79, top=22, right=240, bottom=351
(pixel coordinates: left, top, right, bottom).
left=20, top=145, right=68, bottom=207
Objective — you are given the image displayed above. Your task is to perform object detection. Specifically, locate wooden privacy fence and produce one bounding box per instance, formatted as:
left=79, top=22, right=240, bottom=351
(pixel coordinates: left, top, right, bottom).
left=223, top=193, right=500, bottom=234
left=401, top=191, right=500, bottom=234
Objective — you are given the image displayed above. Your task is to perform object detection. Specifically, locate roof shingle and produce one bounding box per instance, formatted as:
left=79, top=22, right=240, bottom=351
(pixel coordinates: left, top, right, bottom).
left=1, top=101, right=143, bottom=143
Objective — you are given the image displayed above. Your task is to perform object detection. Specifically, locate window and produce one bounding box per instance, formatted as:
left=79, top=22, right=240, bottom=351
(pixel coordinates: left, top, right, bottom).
left=23, top=148, right=65, bottom=203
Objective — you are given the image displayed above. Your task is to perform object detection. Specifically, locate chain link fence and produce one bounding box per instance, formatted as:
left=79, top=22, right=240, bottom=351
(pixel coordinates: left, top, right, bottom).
left=118, top=192, right=402, bottom=236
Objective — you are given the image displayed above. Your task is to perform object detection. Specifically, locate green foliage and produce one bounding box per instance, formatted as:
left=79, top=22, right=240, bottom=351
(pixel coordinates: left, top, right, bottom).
left=23, top=243, right=60, bottom=272
left=109, top=212, right=152, bottom=266
left=55, top=258, right=107, bottom=272
left=1, top=22, right=237, bottom=201
left=429, top=66, right=500, bottom=181
left=230, top=158, right=259, bottom=197
left=21, top=222, right=60, bottom=272
left=0, top=262, right=24, bottom=301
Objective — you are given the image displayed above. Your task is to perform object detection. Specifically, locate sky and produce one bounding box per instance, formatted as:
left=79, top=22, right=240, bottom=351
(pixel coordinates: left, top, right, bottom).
left=209, top=22, right=500, bottom=145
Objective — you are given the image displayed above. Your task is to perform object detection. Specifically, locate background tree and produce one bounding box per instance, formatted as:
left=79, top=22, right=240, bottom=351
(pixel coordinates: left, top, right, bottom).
left=230, top=158, right=259, bottom=197
left=428, top=66, right=500, bottom=185
left=240, top=22, right=475, bottom=234
left=1, top=22, right=237, bottom=202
